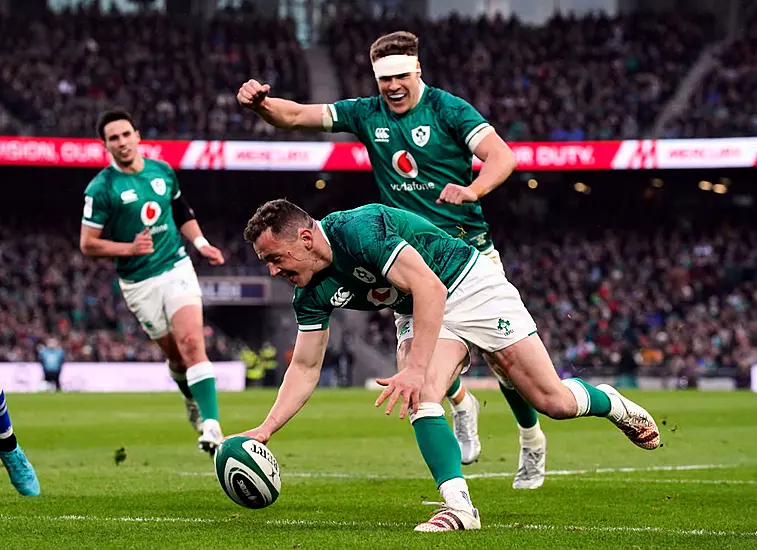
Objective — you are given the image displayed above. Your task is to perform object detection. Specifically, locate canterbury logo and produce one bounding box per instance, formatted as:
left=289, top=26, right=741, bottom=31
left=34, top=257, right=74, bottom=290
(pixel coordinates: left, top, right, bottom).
left=330, top=287, right=354, bottom=308
left=374, top=128, right=390, bottom=142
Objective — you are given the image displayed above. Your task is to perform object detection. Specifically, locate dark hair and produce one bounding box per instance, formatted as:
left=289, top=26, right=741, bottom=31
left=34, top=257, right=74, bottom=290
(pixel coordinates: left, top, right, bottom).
left=369, top=31, right=419, bottom=62
left=96, top=109, right=136, bottom=141
left=244, top=199, right=314, bottom=244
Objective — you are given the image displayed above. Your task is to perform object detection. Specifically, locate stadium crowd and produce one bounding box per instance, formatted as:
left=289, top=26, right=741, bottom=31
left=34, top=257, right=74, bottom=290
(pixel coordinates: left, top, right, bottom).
left=0, top=217, right=239, bottom=363
left=663, top=13, right=757, bottom=138
left=0, top=8, right=310, bottom=140
left=323, top=11, right=715, bottom=141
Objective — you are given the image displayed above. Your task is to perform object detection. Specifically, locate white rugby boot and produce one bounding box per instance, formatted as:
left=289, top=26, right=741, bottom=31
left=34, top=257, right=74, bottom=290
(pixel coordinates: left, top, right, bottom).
left=513, top=439, right=547, bottom=489
left=414, top=503, right=481, bottom=532
left=184, top=398, right=203, bottom=434
left=597, top=384, right=660, bottom=450
left=197, top=419, right=223, bottom=456
left=452, top=392, right=482, bottom=465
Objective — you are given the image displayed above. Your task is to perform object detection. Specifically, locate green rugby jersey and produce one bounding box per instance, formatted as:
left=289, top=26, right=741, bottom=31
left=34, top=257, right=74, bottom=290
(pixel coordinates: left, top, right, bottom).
left=293, top=204, right=479, bottom=332
left=81, top=158, right=188, bottom=283
left=329, top=83, right=494, bottom=251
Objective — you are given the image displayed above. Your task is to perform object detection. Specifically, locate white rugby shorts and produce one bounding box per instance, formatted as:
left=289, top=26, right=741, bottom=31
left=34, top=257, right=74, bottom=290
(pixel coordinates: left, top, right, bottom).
left=394, top=248, right=536, bottom=355
left=119, top=260, right=203, bottom=340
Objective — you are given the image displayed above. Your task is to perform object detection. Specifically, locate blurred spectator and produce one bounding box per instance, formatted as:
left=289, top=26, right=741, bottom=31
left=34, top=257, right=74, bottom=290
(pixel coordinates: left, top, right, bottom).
left=0, top=8, right=311, bottom=140
left=665, top=14, right=757, bottom=138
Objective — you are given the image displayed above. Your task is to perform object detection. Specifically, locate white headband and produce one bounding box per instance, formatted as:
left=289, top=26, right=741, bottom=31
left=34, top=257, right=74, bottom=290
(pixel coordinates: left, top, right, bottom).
left=372, top=55, right=421, bottom=79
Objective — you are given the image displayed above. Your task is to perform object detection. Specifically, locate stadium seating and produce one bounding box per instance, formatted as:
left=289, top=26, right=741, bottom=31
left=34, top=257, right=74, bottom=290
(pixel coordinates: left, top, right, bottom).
left=663, top=14, right=757, bottom=138
left=323, top=12, right=715, bottom=141
left=0, top=8, right=310, bottom=140
left=0, top=218, right=240, bottom=362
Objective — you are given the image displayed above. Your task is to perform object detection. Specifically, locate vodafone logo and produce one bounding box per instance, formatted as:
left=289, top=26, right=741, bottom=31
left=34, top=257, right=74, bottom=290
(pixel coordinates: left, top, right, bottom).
left=391, top=150, right=419, bottom=179
left=141, top=201, right=162, bottom=226
left=367, top=287, right=399, bottom=307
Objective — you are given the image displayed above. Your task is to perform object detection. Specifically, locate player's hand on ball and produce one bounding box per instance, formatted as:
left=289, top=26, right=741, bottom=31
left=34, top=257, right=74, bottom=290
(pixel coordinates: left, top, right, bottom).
left=199, top=244, right=225, bottom=265
left=130, top=228, right=154, bottom=256
left=236, top=426, right=272, bottom=445
left=437, top=184, right=479, bottom=205
left=238, top=79, right=270, bottom=110
left=375, top=368, right=425, bottom=419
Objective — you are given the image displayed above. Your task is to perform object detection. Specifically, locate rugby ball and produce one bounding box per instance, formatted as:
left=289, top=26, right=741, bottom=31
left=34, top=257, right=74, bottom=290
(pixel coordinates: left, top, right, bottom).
left=214, top=436, right=281, bottom=509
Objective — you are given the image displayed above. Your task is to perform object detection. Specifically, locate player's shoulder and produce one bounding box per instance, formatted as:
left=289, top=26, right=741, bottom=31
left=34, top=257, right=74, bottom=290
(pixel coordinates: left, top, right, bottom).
left=84, top=166, right=118, bottom=195
left=322, top=204, right=387, bottom=233
left=425, top=86, right=474, bottom=112
left=144, top=158, right=175, bottom=176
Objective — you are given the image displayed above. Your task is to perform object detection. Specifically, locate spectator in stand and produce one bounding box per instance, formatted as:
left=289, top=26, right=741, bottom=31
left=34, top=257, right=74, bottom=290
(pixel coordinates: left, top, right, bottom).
left=0, top=7, right=310, bottom=140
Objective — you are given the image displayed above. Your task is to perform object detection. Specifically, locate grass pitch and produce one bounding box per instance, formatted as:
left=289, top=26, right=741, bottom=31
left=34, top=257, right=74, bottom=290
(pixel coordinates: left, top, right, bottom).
left=2, top=389, right=756, bottom=549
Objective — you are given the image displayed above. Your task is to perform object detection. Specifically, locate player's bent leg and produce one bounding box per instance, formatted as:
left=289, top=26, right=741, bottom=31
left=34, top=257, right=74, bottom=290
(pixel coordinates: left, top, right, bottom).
left=489, top=359, right=547, bottom=489
left=0, top=385, right=40, bottom=496
left=485, top=334, right=660, bottom=449
left=170, top=304, right=223, bottom=455
left=397, top=339, right=481, bottom=532
left=155, top=335, right=203, bottom=435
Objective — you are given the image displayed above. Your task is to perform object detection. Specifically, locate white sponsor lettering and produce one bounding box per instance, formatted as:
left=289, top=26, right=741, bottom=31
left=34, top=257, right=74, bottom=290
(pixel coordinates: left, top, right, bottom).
left=121, top=190, right=138, bottom=204
left=390, top=181, right=436, bottom=191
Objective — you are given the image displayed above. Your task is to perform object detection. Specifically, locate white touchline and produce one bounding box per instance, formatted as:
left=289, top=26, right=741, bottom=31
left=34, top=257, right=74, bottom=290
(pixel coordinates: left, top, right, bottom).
left=176, top=463, right=737, bottom=480
left=0, top=515, right=755, bottom=537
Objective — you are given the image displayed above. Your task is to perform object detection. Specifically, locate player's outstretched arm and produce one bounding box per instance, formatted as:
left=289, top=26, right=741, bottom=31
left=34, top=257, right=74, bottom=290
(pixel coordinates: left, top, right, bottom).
left=237, top=79, right=330, bottom=131
left=375, top=247, right=447, bottom=418
left=245, top=329, right=330, bottom=443
left=79, top=225, right=153, bottom=257
left=177, top=219, right=225, bottom=266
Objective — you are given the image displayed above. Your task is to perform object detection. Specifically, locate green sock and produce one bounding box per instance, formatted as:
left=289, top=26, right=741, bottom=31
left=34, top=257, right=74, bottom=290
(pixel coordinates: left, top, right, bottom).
left=499, top=382, right=539, bottom=429
left=169, top=369, right=194, bottom=400
left=187, top=361, right=220, bottom=421
left=412, top=406, right=462, bottom=487
left=446, top=376, right=462, bottom=399
left=562, top=378, right=612, bottom=417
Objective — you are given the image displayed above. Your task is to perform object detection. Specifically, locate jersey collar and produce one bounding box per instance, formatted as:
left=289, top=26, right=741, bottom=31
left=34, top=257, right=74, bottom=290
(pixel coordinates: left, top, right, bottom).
left=316, top=220, right=331, bottom=246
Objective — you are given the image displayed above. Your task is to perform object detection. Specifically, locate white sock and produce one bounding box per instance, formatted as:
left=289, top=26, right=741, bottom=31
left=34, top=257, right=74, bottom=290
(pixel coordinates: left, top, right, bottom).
left=0, top=427, right=12, bottom=439
left=439, top=477, right=474, bottom=512
left=450, top=391, right=472, bottom=413
left=519, top=421, right=546, bottom=449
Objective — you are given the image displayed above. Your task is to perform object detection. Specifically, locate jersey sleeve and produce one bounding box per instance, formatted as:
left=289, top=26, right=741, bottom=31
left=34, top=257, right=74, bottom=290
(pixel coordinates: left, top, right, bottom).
left=440, top=92, right=494, bottom=153
left=293, top=289, right=332, bottom=332
left=81, top=180, right=112, bottom=229
left=340, top=210, right=410, bottom=279
left=326, top=97, right=372, bottom=139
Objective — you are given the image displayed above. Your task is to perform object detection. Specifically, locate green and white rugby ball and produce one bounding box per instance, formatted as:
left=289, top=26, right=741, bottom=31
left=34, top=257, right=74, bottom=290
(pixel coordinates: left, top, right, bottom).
left=214, top=436, right=281, bottom=509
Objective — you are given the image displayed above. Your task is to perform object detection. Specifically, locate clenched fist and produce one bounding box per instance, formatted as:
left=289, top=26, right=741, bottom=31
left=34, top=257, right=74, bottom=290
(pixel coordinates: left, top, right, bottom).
left=130, top=228, right=154, bottom=256
left=237, top=79, right=271, bottom=110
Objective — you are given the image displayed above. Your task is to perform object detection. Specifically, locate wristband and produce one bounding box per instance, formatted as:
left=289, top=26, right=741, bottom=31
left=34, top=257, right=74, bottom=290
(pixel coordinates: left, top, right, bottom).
left=193, top=236, right=210, bottom=250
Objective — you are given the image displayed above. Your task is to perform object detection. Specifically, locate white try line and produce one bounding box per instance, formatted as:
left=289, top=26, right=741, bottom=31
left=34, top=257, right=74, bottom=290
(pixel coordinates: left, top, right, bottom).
left=177, top=463, right=736, bottom=480
left=0, top=515, right=754, bottom=538
left=578, top=478, right=757, bottom=486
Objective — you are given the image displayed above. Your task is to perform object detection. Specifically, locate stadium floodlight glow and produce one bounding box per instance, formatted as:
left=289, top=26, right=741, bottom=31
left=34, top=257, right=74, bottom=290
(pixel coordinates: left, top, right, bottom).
left=527, top=178, right=539, bottom=189
left=713, top=183, right=728, bottom=194
left=315, top=179, right=327, bottom=190
left=574, top=182, right=587, bottom=193
left=698, top=180, right=713, bottom=191
left=651, top=178, right=664, bottom=188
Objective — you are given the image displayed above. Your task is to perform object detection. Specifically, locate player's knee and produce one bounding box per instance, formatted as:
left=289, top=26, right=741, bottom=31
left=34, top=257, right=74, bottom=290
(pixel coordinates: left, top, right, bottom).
left=530, top=391, right=575, bottom=420
left=174, top=331, right=204, bottom=362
